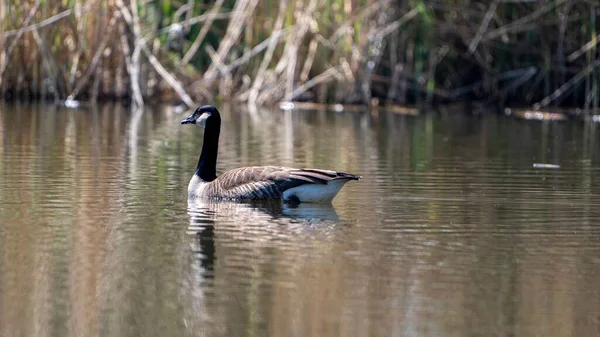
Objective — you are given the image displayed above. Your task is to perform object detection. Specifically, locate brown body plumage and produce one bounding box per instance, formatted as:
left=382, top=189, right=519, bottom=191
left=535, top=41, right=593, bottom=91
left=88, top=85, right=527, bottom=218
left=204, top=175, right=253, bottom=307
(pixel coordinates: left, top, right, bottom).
left=188, top=166, right=360, bottom=201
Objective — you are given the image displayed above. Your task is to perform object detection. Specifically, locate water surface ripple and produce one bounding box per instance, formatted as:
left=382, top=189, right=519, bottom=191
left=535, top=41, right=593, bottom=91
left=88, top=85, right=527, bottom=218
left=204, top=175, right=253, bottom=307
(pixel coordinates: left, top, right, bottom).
left=1, top=103, right=599, bottom=337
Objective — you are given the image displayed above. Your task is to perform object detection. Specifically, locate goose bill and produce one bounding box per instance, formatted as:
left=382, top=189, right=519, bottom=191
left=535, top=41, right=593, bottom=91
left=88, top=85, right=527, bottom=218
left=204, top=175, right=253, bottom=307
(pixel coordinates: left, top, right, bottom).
left=181, top=115, right=196, bottom=124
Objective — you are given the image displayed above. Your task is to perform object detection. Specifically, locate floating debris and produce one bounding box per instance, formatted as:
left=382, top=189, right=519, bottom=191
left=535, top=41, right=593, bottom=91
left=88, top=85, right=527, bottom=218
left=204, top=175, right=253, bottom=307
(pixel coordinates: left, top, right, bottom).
left=507, top=108, right=567, bottom=121
left=332, top=104, right=344, bottom=112
left=278, top=101, right=419, bottom=115
left=58, top=98, right=84, bottom=109
left=533, top=163, right=560, bottom=169
left=279, top=101, right=295, bottom=111
left=384, top=105, right=420, bottom=115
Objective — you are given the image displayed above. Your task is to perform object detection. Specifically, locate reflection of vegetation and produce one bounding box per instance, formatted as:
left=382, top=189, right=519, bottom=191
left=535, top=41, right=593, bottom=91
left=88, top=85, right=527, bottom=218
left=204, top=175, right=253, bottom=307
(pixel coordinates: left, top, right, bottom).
left=0, top=1, right=598, bottom=109
left=1, top=104, right=600, bottom=336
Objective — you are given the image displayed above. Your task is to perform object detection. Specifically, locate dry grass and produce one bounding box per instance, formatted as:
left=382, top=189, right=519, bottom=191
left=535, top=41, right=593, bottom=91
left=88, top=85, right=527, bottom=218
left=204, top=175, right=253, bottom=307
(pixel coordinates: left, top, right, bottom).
left=0, top=0, right=598, bottom=111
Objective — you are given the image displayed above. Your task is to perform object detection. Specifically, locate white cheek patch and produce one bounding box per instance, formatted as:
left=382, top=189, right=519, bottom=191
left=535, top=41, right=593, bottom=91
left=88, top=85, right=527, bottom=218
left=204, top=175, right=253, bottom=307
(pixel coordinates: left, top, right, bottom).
left=196, top=112, right=211, bottom=128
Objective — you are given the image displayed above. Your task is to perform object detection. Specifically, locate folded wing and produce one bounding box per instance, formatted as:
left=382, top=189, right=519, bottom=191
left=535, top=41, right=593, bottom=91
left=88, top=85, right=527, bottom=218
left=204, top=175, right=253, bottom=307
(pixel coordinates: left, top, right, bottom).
left=206, top=166, right=360, bottom=200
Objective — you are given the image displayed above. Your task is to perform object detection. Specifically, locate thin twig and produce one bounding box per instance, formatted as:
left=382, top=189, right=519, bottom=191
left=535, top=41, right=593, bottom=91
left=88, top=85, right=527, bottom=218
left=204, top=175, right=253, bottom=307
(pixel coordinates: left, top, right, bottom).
left=205, top=46, right=228, bottom=74
left=483, top=0, right=568, bottom=41
left=156, top=12, right=235, bottom=35
left=180, top=0, right=225, bottom=68
left=115, top=0, right=144, bottom=107
left=300, top=38, right=319, bottom=82
left=203, top=0, right=259, bottom=83
left=329, top=2, right=380, bottom=44
left=32, top=28, right=60, bottom=101
left=2, top=9, right=74, bottom=37
left=91, top=60, right=102, bottom=101
left=67, top=15, right=118, bottom=101
left=223, top=27, right=291, bottom=75
left=468, top=0, right=499, bottom=54
left=279, top=0, right=319, bottom=101
left=119, top=21, right=134, bottom=93
left=68, top=1, right=84, bottom=88
left=534, top=60, right=600, bottom=109
left=567, top=32, right=600, bottom=62
left=375, top=7, right=419, bottom=40
left=244, top=0, right=287, bottom=102
left=289, top=67, right=341, bottom=101
left=256, top=78, right=285, bottom=105
left=141, top=44, right=196, bottom=107
left=0, top=0, right=41, bottom=86
left=130, top=3, right=144, bottom=106
left=188, top=27, right=292, bottom=91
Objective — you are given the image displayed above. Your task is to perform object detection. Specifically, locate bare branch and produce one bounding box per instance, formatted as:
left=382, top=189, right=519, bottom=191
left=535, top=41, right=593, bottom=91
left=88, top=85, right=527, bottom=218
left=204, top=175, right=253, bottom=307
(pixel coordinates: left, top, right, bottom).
left=2, top=9, right=73, bottom=37
left=141, top=44, right=196, bottom=107
left=567, top=32, right=600, bottom=62
left=203, top=0, right=259, bottom=83
left=289, top=67, right=342, bottom=101
left=180, top=0, right=225, bottom=68
left=534, top=60, right=600, bottom=109
left=484, top=0, right=569, bottom=41
left=67, top=15, right=118, bottom=101
left=468, top=0, right=499, bottom=53
left=375, top=7, right=420, bottom=40
left=0, top=0, right=41, bottom=86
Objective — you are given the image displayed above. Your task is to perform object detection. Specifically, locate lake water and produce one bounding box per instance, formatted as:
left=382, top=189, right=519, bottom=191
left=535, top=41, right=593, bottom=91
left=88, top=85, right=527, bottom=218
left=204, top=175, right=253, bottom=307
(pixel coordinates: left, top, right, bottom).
left=1, top=102, right=599, bottom=337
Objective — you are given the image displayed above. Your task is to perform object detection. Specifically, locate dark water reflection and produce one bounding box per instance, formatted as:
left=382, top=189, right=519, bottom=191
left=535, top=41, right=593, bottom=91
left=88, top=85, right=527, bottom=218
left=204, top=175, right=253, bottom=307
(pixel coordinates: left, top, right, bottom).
left=1, top=102, right=600, bottom=337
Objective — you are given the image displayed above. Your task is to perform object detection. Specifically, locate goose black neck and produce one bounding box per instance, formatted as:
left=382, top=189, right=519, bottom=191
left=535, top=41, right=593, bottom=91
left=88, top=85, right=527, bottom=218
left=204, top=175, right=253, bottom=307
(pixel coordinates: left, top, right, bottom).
left=196, top=120, right=220, bottom=182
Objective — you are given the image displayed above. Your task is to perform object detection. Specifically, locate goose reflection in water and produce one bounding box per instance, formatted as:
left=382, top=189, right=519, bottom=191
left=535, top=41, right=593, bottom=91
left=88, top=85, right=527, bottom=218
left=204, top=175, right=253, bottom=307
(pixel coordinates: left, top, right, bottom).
left=185, top=199, right=342, bottom=279
left=187, top=199, right=341, bottom=225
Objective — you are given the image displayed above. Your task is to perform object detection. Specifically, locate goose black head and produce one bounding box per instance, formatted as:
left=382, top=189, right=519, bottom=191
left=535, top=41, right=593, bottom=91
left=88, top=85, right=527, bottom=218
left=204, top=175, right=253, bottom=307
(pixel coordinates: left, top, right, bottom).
left=181, top=105, right=221, bottom=128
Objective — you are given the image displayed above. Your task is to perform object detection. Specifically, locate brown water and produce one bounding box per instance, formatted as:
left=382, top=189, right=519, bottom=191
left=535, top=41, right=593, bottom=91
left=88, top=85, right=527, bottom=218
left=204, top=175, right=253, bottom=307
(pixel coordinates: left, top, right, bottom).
left=1, top=102, right=600, bottom=337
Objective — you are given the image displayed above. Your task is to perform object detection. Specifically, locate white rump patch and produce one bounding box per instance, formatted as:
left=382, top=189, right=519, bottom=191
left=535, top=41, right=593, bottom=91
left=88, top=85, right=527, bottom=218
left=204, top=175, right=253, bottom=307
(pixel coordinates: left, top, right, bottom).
left=282, top=179, right=350, bottom=203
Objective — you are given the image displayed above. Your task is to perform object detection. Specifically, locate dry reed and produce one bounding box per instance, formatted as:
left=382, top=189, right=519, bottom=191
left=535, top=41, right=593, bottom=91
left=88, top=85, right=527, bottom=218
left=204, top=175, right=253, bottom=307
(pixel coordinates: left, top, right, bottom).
left=0, top=0, right=598, bottom=111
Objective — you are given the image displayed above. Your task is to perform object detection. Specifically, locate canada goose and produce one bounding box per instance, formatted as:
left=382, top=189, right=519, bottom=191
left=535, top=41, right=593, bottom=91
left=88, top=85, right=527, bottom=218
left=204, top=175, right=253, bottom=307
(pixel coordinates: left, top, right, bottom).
left=181, top=105, right=361, bottom=203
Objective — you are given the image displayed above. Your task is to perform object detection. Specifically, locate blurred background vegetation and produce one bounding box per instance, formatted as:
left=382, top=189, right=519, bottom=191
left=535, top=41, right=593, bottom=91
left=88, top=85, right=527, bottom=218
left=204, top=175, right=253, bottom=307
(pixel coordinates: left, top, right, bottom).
left=0, top=0, right=598, bottom=111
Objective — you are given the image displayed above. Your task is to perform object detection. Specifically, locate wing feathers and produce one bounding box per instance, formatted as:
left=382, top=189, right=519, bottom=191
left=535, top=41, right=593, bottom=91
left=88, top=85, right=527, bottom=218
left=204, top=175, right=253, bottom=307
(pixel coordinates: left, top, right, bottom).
left=206, top=166, right=359, bottom=200
left=297, top=168, right=361, bottom=181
